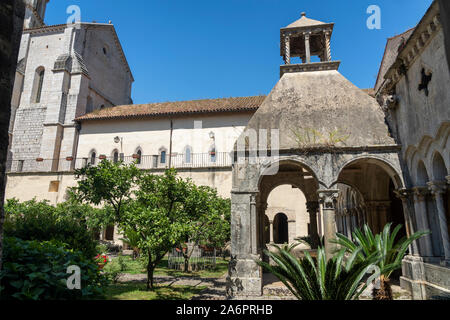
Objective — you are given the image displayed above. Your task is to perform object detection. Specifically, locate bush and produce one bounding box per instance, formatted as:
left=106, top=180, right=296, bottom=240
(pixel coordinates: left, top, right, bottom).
left=0, top=237, right=107, bottom=300
left=4, top=199, right=99, bottom=259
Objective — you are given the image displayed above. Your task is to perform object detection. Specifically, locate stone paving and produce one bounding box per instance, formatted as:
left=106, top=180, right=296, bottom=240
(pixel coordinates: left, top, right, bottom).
left=117, top=272, right=411, bottom=300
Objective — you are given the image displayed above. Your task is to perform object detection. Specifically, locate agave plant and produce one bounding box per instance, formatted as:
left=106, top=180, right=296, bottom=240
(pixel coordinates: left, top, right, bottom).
left=256, top=243, right=380, bottom=300
left=331, top=223, right=429, bottom=300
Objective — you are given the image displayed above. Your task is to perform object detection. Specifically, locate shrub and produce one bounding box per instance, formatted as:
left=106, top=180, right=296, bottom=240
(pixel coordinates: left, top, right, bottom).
left=4, top=199, right=99, bottom=259
left=0, top=237, right=107, bottom=300
left=256, top=243, right=380, bottom=300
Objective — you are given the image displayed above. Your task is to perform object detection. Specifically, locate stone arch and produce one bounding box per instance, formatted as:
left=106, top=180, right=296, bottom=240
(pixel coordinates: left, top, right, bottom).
left=258, top=157, right=322, bottom=187
left=335, top=155, right=404, bottom=190
left=336, top=156, right=406, bottom=235
left=417, top=160, right=430, bottom=185
left=432, top=152, right=448, bottom=181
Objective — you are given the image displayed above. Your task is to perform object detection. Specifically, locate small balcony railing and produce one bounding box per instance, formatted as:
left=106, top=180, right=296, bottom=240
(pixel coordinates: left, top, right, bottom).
left=6, top=152, right=233, bottom=173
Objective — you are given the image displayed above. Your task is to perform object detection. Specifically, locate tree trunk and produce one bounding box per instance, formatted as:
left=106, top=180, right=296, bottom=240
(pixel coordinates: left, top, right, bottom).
left=146, top=265, right=154, bottom=290
left=372, top=276, right=393, bottom=300
left=0, top=0, right=25, bottom=275
left=183, top=253, right=189, bottom=272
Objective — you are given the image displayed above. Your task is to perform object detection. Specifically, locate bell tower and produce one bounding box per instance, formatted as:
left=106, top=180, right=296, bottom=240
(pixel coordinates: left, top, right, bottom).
left=280, top=12, right=340, bottom=77
left=24, top=0, right=50, bottom=29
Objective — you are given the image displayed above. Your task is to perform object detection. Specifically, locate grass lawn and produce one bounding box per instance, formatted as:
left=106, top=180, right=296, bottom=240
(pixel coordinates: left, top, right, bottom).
left=114, top=255, right=229, bottom=278
left=102, top=283, right=207, bottom=300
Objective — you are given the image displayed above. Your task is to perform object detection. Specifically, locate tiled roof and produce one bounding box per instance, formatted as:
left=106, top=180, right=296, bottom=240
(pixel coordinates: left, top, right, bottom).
left=76, top=96, right=266, bottom=121
left=374, top=27, right=415, bottom=92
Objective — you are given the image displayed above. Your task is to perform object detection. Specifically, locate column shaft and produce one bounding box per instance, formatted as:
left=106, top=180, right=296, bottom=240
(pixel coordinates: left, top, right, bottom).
left=412, top=187, right=434, bottom=257
left=318, top=189, right=339, bottom=260
left=428, top=181, right=450, bottom=261
left=304, top=32, right=311, bottom=63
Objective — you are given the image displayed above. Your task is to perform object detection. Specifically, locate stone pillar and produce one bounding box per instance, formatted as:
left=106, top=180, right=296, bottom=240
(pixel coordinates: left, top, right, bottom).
left=394, top=188, right=419, bottom=256
left=284, top=35, right=291, bottom=65
left=269, top=220, right=274, bottom=243
left=306, top=201, right=320, bottom=248
left=318, top=189, right=339, bottom=260
left=412, top=187, right=434, bottom=257
left=304, top=32, right=311, bottom=64
left=229, top=191, right=262, bottom=297
left=324, top=30, right=332, bottom=61
left=257, top=201, right=267, bottom=252
left=427, top=181, right=450, bottom=261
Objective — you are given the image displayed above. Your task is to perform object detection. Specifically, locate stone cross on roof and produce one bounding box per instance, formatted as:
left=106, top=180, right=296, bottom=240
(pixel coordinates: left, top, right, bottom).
left=280, top=12, right=339, bottom=77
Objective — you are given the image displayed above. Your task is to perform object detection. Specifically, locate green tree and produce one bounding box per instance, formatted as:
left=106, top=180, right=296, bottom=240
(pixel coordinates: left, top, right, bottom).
left=124, top=169, right=189, bottom=289
left=330, top=223, right=429, bottom=300
left=71, top=160, right=141, bottom=222
left=180, top=184, right=230, bottom=271
left=257, top=243, right=380, bottom=300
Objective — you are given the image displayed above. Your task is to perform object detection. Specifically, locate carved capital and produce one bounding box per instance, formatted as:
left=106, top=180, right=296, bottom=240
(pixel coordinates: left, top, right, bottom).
left=427, top=181, right=447, bottom=196
left=317, top=189, right=339, bottom=209
left=306, top=201, right=319, bottom=213
left=394, top=188, right=413, bottom=201
left=412, top=186, right=430, bottom=202
left=303, top=31, right=311, bottom=40
left=446, top=175, right=450, bottom=185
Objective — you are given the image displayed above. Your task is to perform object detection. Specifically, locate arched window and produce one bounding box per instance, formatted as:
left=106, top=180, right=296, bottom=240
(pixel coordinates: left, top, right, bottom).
left=100, top=104, right=105, bottom=110
left=89, top=150, right=96, bottom=165
left=136, top=149, right=142, bottom=165
left=112, top=150, right=119, bottom=163
left=184, top=146, right=192, bottom=164
left=160, top=150, right=166, bottom=164
left=32, top=67, right=45, bottom=103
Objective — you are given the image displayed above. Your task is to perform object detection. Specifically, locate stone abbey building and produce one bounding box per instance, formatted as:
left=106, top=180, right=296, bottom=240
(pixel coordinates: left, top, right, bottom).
left=6, top=0, right=450, bottom=299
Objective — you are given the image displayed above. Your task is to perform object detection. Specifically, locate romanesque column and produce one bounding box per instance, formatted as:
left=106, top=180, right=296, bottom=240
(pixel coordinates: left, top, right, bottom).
left=284, top=34, right=291, bottom=64
left=306, top=201, right=320, bottom=248
left=427, top=181, right=450, bottom=261
left=318, top=189, right=339, bottom=260
left=250, top=194, right=258, bottom=255
left=412, top=186, right=434, bottom=257
left=324, top=30, right=332, bottom=61
left=269, top=220, right=274, bottom=243
left=304, top=32, right=311, bottom=64
left=258, top=201, right=268, bottom=251
left=394, top=188, right=419, bottom=256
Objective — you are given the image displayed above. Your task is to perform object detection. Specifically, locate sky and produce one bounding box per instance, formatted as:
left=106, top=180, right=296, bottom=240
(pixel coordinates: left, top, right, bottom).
left=45, top=0, right=434, bottom=104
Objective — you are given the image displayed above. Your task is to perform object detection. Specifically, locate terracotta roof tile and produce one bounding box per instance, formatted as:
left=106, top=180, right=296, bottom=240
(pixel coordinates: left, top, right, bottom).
left=76, top=96, right=266, bottom=121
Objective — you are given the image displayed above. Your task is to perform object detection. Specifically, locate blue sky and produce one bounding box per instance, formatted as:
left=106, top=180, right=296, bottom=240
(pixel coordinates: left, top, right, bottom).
left=45, top=0, right=433, bottom=104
